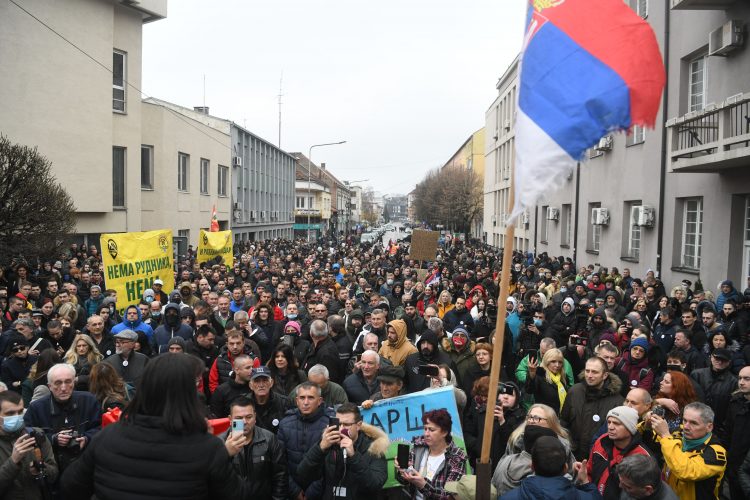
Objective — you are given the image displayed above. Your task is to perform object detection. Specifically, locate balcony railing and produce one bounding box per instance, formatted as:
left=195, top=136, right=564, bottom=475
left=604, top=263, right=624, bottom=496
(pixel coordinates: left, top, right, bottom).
left=666, top=93, right=750, bottom=172
left=671, top=0, right=736, bottom=10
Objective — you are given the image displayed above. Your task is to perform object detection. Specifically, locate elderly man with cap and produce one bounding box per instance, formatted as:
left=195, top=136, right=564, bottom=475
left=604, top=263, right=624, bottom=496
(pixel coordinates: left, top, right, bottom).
left=102, top=329, right=149, bottom=386
left=440, top=327, right=476, bottom=390
left=585, top=406, right=652, bottom=499
left=362, top=365, right=405, bottom=408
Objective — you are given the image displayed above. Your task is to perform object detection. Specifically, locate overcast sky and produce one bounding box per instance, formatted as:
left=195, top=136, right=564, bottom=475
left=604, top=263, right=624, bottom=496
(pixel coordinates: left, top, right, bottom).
left=142, top=0, right=526, bottom=195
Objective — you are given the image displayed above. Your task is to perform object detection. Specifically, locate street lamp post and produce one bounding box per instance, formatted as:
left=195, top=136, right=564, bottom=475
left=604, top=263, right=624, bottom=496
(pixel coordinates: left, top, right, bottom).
left=308, top=141, right=346, bottom=242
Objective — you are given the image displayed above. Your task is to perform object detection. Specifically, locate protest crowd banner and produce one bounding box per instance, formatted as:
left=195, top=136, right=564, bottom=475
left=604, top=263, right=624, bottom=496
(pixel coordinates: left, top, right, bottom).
left=197, top=229, right=234, bottom=267
left=360, top=386, right=467, bottom=489
left=100, top=229, right=174, bottom=313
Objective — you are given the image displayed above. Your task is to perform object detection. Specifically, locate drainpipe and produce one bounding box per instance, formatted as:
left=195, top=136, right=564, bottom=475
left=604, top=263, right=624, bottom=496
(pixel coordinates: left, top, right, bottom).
left=573, top=162, right=581, bottom=266
left=656, top=1, right=671, bottom=279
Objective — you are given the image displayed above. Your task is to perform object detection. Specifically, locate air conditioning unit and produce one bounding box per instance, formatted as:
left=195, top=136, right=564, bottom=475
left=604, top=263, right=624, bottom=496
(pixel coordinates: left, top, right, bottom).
left=546, top=207, right=560, bottom=221
left=633, top=205, right=655, bottom=227
left=491, top=215, right=497, bottom=226
left=521, top=212, right=530, bottom=225
left=596, top=135, right=613, bottom=152
left=504, top=119, right=511, bottom=131
left=232, top=156, right=242, bottom=167
left=709, top=20, right=744, bottom=56
left=250, top=210, right=258, bottom=220
left=502, top=213, right=509, bottom=225
left=260, top=211, right=267, bottom=219
left=233, top=202, right=243, bottom=211
left=233, top=209, right=242, bottom=221
left=591, top=207, right=610, bottom=225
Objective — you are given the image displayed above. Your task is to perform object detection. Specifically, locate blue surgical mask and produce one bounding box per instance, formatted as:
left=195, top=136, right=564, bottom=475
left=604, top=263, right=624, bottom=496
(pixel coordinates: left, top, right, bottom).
left=145, top=296, right=154, bottom=303
left=387, top=279, right=394, bottom=286
left=560, top=287, right=567, bottom=294
left=533, top=318, right=543, bottom=327
left=287, top=314, right=297, bottom=320
left=2, top=415, right=25, bottom=433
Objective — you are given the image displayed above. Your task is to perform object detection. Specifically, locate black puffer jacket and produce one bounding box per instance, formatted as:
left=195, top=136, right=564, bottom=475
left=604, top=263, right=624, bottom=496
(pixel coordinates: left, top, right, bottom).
left=229, top=425, right=287, bottom=500
left=690, top=367, right=737, bottom=430
left=403, top=330, right=453, bottom=393
left=60, top=415, right=241, bottom=500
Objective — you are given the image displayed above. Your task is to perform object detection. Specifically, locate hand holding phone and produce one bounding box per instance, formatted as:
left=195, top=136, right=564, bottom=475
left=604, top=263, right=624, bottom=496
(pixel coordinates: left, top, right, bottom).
left=397, top=443, right=410, bottom=470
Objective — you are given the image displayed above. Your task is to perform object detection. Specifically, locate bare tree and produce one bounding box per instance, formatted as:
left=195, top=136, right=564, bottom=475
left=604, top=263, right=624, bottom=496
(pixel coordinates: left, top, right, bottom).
left=0, top=135, right=76, bottom=262
left=413, top=166, right=483, bottom=233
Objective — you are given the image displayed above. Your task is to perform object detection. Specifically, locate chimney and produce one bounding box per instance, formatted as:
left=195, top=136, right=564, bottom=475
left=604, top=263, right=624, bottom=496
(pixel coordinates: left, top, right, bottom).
left=194, top=106, right=209, bottom=115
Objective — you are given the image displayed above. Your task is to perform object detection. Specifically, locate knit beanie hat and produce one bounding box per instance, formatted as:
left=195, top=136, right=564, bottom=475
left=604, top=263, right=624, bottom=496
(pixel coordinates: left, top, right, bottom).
left=630, top=337, right=650, bottom=353
left=606, top=406, right=639, bottom=435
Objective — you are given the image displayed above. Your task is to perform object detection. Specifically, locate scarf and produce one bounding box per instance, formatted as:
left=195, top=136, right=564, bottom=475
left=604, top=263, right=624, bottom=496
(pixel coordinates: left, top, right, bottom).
left=682, top=433, right=711, bottom=452
left=549, top=371, right=567, bottom=409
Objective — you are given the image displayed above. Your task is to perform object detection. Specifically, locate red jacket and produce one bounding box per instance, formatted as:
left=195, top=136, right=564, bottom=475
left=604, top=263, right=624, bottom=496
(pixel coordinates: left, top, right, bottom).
left=615, top=351, right=654, bottom=392
left=588, top=433, right=651, bottom=500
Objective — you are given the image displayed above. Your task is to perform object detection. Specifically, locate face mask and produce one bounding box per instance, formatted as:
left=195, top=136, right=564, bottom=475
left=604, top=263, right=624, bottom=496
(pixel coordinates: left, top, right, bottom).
left=560, top=287, right=567, bottom=294
left=145, top=296, right=154, bottom=303
left=151, top=311, right=161, bottom=318
left=2, top=415, right=24, bottom=433
left=287, top=314, right=297, bottom=320
left=387, top=279, right=393, bottom=286
left=533, top=318, right=543, bottom=327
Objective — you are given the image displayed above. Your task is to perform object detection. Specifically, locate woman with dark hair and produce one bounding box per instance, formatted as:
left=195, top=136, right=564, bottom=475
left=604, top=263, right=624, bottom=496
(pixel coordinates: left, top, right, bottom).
left=703, top=329, right=744, bottom=374
left=61, top=353, right=241, bottom=499
left=22, top=348, right=61, bottom=404
left=396, top=408, right=468, bottom=499
left=251, top=302, right=275, bottom=363
left=88, top=362, right=129, bottom=412
left=267, top=344, right=307, bottom=396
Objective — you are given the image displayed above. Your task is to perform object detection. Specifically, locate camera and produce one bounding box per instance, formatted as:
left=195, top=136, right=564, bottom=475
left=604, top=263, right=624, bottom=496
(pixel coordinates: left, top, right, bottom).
left=652, top=405, right=665, bottom=417
left=499, top=383, right=515, bottom=395
left=570, top=335, right=587, bottom=346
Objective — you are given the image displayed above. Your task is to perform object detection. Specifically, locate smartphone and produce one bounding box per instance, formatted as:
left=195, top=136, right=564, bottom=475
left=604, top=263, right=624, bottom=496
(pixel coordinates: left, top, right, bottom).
left=355, top=354, right=362, bottom=363
left=417, top=365, right=439, bottom=377
left=527, top=351, right=537, bottom=364
left=329, top=417, right=340, bottom=430
left=397, top=443, right=410, bottom=469
left=231, top=418, right=244, bottom=437
left=30, top=338, right=43, bottom=352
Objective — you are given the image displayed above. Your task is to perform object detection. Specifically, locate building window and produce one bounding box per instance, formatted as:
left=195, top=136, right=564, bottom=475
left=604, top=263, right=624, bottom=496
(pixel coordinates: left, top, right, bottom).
left=113, top=50, right=126, bottom=112
left=200, top=158, right=209, bottom=195
left=588, top=202, right=601, bottom=253
left=178, top=152, right=189, bottom=192
left=112, top=147, right=126, bottom=208
left=626, top=202, right=642, bottom=260
left=627, top=0, right=648, bottom=18
left=681, top=197, right=703, bottom=269
left=296, top=196, right=304, bottom=208
left=744, top=196, right=750, bottom=281
left=688, top=55, right=707, bottom=113
left=626, top=125, right=645, bottom=146
left=561, top=204, right=572, bottom=247
left=218, top=165, right=228, bottom=196
left=541, top=205, right=549, bottom=243
left=141, top=145, right=153, bottom=189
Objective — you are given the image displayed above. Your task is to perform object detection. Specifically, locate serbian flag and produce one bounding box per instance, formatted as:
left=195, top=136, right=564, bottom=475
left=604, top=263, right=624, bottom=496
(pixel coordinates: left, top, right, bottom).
left=210, top=204, right=219, bottom=232
left=509, top=0, right=665, bottom=220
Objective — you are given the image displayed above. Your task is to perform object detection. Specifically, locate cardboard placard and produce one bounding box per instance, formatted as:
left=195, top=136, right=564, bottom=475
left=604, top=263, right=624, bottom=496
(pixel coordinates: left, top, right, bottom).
left=409, top=230, right=439, bottom=262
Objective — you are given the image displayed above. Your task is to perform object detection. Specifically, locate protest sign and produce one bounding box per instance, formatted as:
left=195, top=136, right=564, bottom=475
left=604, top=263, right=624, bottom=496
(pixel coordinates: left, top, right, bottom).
left=100, top=230, right=174, bottom=313
left=409, top=230, right=439, bottom=262
left=197, top=229, right=234, bottom=267
left=360, top=386, right=467, bottom=489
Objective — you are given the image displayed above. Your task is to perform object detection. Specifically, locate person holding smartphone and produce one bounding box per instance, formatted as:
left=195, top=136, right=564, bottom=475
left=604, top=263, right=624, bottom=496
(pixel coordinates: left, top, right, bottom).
left=296, top=403, right=388, bottom=499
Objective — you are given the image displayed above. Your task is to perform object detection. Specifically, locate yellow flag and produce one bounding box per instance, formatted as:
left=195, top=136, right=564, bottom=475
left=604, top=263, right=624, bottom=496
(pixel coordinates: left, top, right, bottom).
left=197, top=229, right=234, bottom=267
left=100, top=230, right=174, bottom=313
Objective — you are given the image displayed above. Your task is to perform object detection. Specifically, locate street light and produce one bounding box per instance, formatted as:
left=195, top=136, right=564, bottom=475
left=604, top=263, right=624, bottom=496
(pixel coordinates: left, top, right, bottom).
left=308, top=141, right=346, bottom=242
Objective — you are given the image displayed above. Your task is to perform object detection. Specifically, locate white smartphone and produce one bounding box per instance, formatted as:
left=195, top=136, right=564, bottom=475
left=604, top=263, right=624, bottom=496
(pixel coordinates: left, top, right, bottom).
left=231, top=418, right=244, bottom=437
left=30, top=338, right=43, bottom=352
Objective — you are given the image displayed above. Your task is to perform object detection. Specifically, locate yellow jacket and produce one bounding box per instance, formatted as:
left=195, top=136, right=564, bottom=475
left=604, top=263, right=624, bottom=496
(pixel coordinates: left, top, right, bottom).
left=378, top=319, right=417, bottom=367
left=437, top=302, right=454, bottom=319
left=659, top=433, right=726, bottom=500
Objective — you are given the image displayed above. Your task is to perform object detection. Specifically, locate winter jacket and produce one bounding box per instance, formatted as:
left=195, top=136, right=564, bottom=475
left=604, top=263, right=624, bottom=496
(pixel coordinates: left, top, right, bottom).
left=550, top=298, right=579, bottom=347
left=277, top=406, right=333, bottom=499
left=499, top=475, right=601, bottom=500
left=208, top=345, right=260, bottom=394
left=102, top=350, right=149, bottom=385
left=561, top=376, right=624, bottom=460
left=403, top=331, right=454, bottom=393
left=588, top=433, right=651, bottom=500
left=659, top=432, right=726, bottom=500
left=110, top=305, right=154, bottom=340
left=296, top=423, right=389, bottom=499
left=210, top=378, right=250, bottom=418
left=342, top=371, right=379, bottom=405
left=1, top=355, right=37, bottom=394
left=525, top=367, right=570, bottom=415
left=302, top=336, right=343, bottom=383
left=440, top=337, right=476, bottom=390
left=436, top=302, right=454, bottom=319
left=0, top=426, right=58, bottom=500
left=739, top=448, right=750, bottom=495
left=615, top=352, right=654, bottom=393
left=399, top=435, right=468, bottom=500
left=464, top=402, right=524, bottom=470
left=271, top=368, right=307, bottom=398
left=229, top=425, right=288, bottom=500
left=492, top=450, right=533, bottom=496
left=378, top=319, right=417, bottom=367
left=690, top=367, right=737, bottom=432
left=718, top=393, right=750, bottom=487
left=442, top=308, right=474, bottom=334
left=60, top=415, right=241, bottom=500
left=152, top=303, right=193, bottom=353
left=248, top=390, right=292, bottom=434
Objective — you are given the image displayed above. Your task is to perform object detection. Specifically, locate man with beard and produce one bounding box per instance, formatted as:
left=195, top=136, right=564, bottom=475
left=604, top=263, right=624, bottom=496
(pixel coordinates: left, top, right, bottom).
left=403, top=330, right=453, bottom=393
left=103, top=330, right=149, bottom=386
left=442, top=297, right=474, bottom=335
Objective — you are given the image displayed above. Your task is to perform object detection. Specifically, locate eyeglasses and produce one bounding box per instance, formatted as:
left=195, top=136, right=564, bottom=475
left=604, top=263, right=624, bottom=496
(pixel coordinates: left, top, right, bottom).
left=315, top=309, right=326, bottom=313
left=11, top=347, right=27, bottom=353
left=526, top=414, right=548, bottom=424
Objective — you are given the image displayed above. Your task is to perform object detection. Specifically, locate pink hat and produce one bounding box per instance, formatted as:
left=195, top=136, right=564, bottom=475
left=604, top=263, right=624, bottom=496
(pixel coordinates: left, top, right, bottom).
left=285, top=321, right=301, bottom=335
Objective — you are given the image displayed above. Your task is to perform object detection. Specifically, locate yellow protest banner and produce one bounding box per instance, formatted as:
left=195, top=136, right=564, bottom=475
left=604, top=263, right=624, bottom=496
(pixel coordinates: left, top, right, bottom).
left=197, top=229, right=234, bottom=267
left=100, top=230, right=174, bottom=312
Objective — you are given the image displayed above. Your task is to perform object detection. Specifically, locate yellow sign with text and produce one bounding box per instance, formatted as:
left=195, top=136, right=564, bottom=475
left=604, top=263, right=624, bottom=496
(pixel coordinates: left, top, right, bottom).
left=197, top=229, right=234, bottom=267
left=100, top=230, right=174, bottom=312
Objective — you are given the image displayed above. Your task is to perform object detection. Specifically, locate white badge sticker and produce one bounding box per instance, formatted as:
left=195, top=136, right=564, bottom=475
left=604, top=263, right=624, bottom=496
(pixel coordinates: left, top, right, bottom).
left=272, top=418, right=279, bottom=427
left=122, top=360, right=129, bottom=367
left=631, top=380, right=638, bottom=386
left=333, top=487, right=347, bottom=497
left=593, top=414, right=600, bottom=422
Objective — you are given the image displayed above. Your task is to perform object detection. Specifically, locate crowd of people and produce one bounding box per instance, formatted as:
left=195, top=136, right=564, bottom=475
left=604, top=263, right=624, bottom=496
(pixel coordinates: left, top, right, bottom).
left=0, top=235, right=750, bottom=499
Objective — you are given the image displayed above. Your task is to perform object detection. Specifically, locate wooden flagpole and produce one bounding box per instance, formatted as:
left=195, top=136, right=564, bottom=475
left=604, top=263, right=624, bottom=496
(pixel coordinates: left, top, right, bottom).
left=475, top=185, right=516, bottom=500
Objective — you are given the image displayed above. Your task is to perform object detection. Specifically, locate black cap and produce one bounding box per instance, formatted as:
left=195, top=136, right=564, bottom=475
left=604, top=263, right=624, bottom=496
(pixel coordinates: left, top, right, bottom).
left=376, top=365, right=404, bottom=384
left=711, top=348, right=732, bottom=361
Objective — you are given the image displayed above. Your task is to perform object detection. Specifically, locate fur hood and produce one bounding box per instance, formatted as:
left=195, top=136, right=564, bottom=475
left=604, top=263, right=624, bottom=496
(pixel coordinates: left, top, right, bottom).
left=360, top=422, right=390, bottom=457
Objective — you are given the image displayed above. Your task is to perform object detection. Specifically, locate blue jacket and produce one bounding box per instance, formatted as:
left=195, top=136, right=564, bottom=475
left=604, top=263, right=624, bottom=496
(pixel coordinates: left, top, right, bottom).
left=276, top=406, right=333, bottom=499
left=111, top=305, right=154, bottom=340
left=500, top=475, right=602, bottom=500
left=153, top=303, right=194, bottom=353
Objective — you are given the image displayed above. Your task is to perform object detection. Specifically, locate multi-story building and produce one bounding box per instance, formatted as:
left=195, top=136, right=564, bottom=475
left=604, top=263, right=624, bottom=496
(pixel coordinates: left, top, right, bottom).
left=348, top=183, right=364, bottom=229
left=443, top=128, right=486, bottom=239
left=484, top=0, right=750, bottom=288
left=0, top=0, right=168, bottom=245
left=407, top=189, right=417, bottom=224
left=384, top=195, right=408, bottom=221
left=293, top=154, right=331, bottom=240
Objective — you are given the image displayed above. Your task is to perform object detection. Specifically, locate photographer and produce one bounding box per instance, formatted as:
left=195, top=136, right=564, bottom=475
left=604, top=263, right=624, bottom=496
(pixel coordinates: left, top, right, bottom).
left=0, top=391, right=58, bottom=499
left=296, top=403, right=388, bottom=499
left=517, top=308, right=548, bottom=358
left=550, top=298, right=578, bottom=347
